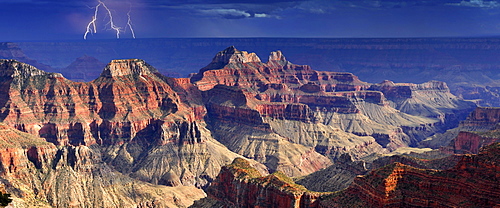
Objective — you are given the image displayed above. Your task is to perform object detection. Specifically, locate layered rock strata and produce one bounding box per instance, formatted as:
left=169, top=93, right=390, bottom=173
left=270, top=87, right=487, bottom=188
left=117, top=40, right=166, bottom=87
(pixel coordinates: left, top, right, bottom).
left=199, top=143, right=500, bottom=208
left=460, top=107, right=500, bottom=130
left=295, top=151, right=460, bottom=192
left=192, top=158, right=327, bottom=208
left=321, top=143, right=500, bottom=207
left=0, top=122, right=207, bottom=207
left=192, top=46, right=475, bottom=157
left=450, top=126, right=500, bottom=154
left=203, top=85, right=333, bottom=176
left=424, top=107, right=500, bottom=150
left=0, top=58, right=264, bottom=190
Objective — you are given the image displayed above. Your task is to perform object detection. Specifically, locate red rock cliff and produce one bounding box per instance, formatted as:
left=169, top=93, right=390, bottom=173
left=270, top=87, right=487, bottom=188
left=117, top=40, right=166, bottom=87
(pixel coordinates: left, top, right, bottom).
left=191, top=46, right=369, bottom=92
left=461, top=107, right=500, bottom=129
left=0, top=59, right=246, bottom=189
left=192, top=47, right=475, bottom=153
left=440, top=107, right=500, bottom=154
left=0, top=122, right=207, bottom=207
left=195, top=158, right=326, bottom=208
left=452, top=129, right=500, bottom=154
left=0, top=59, right=202, bottom=146
left=320, top=143, right=500, bottom=208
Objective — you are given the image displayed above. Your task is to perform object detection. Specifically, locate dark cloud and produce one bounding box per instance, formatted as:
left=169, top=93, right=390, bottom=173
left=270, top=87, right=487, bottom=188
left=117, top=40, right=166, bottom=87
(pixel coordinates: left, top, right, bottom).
left=11, top=0, right=93, bottom=5
left=141, top=0, right=305, bottom=5
left=2, top=0, right=500, bottom=40
left=7, top=0, right=500, bottom=9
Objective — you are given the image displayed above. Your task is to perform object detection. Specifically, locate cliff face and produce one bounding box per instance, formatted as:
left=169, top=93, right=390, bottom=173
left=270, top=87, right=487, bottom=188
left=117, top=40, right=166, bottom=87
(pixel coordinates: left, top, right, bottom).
left=0, top=58, right=269, bottom=206
left=203, top=85, right=333, bottom=176
left=193, top=46, right=475, bottom=157
left=0, top=122, right=207, bottom=208
left=0, top=58, right=180, bottom=146
left=461, top=107, right=500, bottom=130
left=295, top=151, right=461, bottom=193
left=451, top=127, right=500, bottom=154
left=371, top=80, right=475, bottom=123
left=321, top=143, right=500, bottom=208
left=196, top=143, right=500, bottom=208
left=424, top=107, right=500, bottom=151
left=192, top=46, right=368, bottom=93
left=192, top=158, right=326, bottom=208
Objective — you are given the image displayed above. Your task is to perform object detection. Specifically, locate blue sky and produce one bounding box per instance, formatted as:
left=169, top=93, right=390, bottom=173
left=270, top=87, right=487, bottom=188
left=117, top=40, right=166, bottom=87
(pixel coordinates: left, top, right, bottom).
left=2, top=0, right=500, bottom=41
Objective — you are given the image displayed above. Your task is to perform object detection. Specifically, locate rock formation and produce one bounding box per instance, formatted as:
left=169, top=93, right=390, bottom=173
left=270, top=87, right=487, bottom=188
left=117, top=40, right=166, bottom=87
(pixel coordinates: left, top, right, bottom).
left=0, top=58, right=267, bottom=206
left=423, top=107, right=500, bottom=151
left=0, top=46, right=480, bottom=207
left=193, top=46, right=475, bottom=159
left=295, top=151, right=460, bottom=193
left=451, top=131, right=500, bottom=154
left=192, top=158, right=327, bottom=208
left=460, top=107, right=500, bottom=130
left=0, top=122, right=207, bottom=207
left=202, top=84, right=333, bottom=176
left=61, top=55, right=106, bottom=82
left=321, top=143, right=500, bottom=207
left=197, top=143, right=500, bottom=208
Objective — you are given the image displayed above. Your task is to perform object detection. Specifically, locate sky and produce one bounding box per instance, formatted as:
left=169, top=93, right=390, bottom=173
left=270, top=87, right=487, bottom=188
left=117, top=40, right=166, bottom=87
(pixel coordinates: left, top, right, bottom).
left=2, top=0, right=500, bottom=41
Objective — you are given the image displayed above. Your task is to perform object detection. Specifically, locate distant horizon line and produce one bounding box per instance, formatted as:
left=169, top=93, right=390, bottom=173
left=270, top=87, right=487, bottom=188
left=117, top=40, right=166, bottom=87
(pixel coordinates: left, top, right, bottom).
left=3, top=35, right=500, bottom=42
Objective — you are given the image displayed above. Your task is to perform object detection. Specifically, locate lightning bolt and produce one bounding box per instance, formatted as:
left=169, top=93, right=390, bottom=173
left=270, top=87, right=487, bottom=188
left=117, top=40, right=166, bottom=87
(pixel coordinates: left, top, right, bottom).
left=84, top=0, right=136, bottom=40
left=101, top=1, right=121, bottom=39
left=84, top=2, right=101, bottom=40
left=127, top=6, right=136, bottom=39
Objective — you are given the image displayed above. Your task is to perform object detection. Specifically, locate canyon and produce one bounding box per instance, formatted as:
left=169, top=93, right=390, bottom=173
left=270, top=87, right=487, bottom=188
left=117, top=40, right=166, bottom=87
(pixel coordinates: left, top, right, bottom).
left=424, top=107, right=500, bottom=153
left=0, top=45, right=495, bottom=207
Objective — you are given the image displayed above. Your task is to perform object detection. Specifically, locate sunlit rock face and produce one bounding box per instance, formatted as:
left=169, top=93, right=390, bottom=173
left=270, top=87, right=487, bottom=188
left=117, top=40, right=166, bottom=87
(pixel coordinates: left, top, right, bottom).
left=0, top=122, right=207, bottom=208
left=192, top=46, right=475, bottom=159
left=320, top=143, right=500, bottom=208
left=194, top=143, right=500, bottom=208
left=0, top=58, right=263, bottom=206
left=192, top=158, right=328, bottom=208
left=450, top=107, right=500, bottom=154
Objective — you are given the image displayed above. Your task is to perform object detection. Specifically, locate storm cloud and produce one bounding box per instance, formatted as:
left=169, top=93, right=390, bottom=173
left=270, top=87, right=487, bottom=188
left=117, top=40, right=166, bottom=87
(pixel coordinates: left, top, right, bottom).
left=2, top=0, right=500, bottom=40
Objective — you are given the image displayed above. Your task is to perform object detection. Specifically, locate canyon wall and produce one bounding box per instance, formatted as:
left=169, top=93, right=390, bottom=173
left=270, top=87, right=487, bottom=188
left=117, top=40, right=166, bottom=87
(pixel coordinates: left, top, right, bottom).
left=424, top=107, right=500, bottom=152
left=193, top=46, right=475, bottom=155
left=198, top=143, right=500, bottom=208
left=321, top=142, right=500, bottom=207
left=193, top=158, right=327, bottom=208
left=0, top=122, right=207, bottom=207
